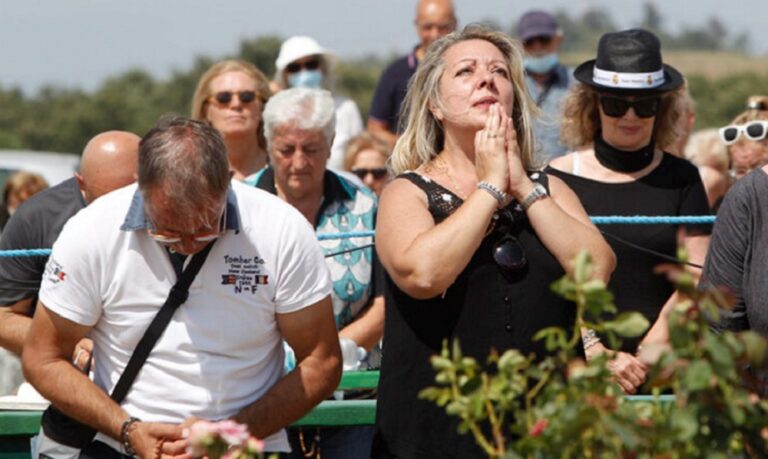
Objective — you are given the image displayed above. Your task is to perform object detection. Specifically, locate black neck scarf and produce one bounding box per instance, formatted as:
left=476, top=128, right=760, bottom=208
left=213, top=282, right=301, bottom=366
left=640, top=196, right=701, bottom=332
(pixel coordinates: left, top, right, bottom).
left=594, top=131, right=655, bottom=173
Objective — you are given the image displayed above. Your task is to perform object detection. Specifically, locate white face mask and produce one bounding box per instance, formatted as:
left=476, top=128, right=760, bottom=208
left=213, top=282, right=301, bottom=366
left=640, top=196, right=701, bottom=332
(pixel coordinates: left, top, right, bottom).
left=288, top=69, right=324, bottom=89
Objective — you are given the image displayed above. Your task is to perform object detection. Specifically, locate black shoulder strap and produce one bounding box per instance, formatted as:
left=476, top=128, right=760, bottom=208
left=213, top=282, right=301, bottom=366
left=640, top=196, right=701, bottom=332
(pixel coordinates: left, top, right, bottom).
left=109, top=241, right=215, bottom=403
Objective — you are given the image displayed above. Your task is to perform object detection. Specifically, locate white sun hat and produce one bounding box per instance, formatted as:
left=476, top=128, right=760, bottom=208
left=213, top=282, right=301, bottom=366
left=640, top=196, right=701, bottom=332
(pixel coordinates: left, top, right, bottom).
left=275, top=36, right=335, bottom=73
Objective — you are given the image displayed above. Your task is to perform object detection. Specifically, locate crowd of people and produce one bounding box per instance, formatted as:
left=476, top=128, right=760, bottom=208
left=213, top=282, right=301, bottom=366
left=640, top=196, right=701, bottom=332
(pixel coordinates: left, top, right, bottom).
left=0, top=0, right=766, bottom=458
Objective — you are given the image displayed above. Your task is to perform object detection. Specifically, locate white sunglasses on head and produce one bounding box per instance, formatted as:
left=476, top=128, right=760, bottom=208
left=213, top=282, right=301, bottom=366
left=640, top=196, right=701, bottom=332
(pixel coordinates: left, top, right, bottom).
left=718, top=121, right=768, bottom=145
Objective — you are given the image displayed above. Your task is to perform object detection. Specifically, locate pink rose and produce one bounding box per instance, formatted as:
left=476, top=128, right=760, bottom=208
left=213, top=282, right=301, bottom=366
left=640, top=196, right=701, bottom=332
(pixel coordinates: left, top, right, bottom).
left=529, top=418, right=549, bottom=437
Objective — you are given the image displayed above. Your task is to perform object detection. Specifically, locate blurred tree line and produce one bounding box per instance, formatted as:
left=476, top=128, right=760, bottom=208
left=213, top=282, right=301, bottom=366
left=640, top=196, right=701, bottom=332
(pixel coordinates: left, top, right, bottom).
left=0, top=2, right=765, bottom=154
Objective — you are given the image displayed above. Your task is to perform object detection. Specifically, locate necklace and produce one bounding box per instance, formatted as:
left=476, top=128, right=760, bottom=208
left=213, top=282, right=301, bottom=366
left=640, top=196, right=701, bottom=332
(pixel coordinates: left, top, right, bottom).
left=434, top=155, right=467, bottom=199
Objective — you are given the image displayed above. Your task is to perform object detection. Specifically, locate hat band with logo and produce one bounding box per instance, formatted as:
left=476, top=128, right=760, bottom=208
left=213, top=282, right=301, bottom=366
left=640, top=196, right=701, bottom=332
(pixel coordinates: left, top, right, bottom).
left=593, top=67, right=665, bottom=89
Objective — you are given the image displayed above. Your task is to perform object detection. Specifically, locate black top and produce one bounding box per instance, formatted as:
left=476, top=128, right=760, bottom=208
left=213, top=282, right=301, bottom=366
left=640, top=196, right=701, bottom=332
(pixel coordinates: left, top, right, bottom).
left=700, top=169, right=768, bottom=396
left=0, top=177, right=86, bottom=310
left=368, top=49, right=418, bottom=134
left=372, top=171, right=576, bottom=458
left=546, top=153, right=711, bottom=352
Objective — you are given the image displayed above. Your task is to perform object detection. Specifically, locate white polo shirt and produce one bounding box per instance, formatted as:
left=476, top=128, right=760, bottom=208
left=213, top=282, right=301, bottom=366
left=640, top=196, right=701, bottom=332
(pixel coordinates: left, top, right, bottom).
left=39, top=181, right=332, bottom=452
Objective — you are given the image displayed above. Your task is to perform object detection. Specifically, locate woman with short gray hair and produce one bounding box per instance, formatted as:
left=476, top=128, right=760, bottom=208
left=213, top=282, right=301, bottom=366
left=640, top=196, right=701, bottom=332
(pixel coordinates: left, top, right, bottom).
left=250, top=88, right=384, bottom=459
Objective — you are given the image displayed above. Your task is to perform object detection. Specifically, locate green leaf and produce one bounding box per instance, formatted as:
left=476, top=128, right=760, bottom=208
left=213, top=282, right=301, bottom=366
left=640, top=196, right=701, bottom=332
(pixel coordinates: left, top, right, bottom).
left=671, top=408, right=698, bottom=440
left=431, top=356, right=453, bottom=371
left=740, top=330, right=767, bottom=366
left=603, top=312, right=649, bottom=338
left=684, top=360, right=713, bottom=391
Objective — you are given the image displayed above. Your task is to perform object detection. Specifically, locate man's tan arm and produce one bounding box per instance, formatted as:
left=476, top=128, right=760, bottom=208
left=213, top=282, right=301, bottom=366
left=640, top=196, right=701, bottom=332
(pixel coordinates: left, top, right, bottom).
left=234, top=295, right=342, bottom=438
left=0, top=298, right=34, bottom=356
left=22, top=302, right=126, bottom=438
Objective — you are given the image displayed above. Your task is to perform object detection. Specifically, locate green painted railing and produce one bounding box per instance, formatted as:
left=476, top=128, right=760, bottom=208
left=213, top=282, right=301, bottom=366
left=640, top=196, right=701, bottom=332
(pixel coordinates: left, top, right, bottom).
left=0, top=371, right=675, bottom=458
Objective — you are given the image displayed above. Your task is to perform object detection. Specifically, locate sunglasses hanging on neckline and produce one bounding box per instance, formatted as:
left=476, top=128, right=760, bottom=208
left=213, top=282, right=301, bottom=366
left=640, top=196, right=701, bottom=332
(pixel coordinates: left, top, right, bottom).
left=490, top=209, right=528, bottom=279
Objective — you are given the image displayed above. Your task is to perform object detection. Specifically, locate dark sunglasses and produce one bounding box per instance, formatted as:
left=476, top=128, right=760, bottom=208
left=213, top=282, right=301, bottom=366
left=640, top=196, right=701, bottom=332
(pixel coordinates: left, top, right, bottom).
left=523, top=35, right=553, bottom=47
left=285, top=59, right=321, bottom=74
left=211, top=91, right=257, bottom=105
left=351, top=168, right=388, bottom=180
left=718, top=121, right=768, bottom=145
left=491, top=210, right=527, bottom=278
left=598, top=95, right=660, bottom=118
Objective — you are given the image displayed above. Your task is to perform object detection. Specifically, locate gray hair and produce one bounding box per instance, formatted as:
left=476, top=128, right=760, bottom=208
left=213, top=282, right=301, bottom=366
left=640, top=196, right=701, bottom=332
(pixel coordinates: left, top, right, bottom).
left=138, top=115, right=230, bottom=220
left=391, top=25, right=540, bottom=174
left=262, top=88, right=336, bottom=149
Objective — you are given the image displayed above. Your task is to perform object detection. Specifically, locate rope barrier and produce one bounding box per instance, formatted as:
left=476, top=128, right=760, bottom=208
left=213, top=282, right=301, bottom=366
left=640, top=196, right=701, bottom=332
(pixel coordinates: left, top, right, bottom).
left=0, top=249, right=52, bottom=258
left=0, top=215, right=715, bottom=257
left=590, top=215, right=715, bottom=225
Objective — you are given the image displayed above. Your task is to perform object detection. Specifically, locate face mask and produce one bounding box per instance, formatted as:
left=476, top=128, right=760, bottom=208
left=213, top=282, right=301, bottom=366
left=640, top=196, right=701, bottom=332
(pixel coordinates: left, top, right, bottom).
left=288, top=70, right=324, bottom=89
left=523, top=53, right=559, bottom=75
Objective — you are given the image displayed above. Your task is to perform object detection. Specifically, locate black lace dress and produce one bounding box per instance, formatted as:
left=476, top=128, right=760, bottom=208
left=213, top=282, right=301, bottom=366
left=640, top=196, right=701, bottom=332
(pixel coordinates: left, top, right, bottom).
left=372, top=171, right=577, bottom=458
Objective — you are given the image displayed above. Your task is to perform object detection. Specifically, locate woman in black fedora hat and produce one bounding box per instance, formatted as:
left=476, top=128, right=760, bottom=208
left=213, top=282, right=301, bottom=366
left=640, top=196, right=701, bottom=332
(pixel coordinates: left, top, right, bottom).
left=546, top=29, right=711, bottom=394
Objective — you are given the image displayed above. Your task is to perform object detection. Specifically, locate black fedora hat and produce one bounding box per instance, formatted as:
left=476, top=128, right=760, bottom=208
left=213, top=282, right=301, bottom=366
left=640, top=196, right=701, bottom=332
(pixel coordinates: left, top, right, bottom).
left=574, top=29, right=683, bottom=94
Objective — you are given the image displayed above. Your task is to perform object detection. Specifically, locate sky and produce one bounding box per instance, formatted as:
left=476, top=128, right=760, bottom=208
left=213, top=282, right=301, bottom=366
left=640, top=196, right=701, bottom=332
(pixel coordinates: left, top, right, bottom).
left=0, top=0, right=765, bottom=95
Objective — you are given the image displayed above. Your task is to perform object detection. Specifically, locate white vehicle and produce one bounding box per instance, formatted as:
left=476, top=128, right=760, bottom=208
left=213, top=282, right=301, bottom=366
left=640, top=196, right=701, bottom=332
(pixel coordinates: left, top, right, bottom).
left=0, top=149, right=80, bottom=190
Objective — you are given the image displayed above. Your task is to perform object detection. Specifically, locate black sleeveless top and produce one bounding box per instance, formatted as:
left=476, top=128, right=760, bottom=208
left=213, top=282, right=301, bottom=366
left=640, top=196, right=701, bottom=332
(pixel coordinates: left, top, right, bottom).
left=372, top=171, right=576, bottom=458
left=546, top=154, right=711, bottom=353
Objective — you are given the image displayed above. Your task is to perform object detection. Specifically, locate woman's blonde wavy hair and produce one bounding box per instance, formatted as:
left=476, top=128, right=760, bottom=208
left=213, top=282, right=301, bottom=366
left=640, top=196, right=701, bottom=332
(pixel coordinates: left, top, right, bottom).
left=190, top=60, right=272, bottom=149
left=389, top=25, right=540, bottom=175
left=559, top=83, right=685, bottom=150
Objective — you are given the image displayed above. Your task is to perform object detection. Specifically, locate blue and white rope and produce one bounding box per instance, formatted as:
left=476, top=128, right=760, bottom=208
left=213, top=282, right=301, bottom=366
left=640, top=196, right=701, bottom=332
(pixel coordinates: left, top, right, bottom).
left=0, top=215, right=716, bottom=257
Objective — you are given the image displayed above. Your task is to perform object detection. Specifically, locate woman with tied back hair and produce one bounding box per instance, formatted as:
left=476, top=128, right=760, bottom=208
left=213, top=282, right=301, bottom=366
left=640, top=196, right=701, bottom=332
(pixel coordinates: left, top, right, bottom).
left=546, top=29, right=711, bottom=395
left=372, top=25, right=614, bottom=458
left=719, top=95, right=768, bottom=181
left=343, top=133, right=392, bottom=196
left=191, top=60, right=272, bottom=182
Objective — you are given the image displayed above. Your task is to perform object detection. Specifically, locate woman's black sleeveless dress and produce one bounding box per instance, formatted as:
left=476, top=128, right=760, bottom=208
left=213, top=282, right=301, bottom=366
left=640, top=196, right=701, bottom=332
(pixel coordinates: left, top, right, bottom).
left=372, top=171, right=576, bottom=458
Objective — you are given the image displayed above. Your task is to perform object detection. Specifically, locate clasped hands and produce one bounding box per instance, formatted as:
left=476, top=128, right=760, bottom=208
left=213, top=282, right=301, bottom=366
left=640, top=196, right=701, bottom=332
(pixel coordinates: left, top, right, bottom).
left=474, top=103, right=533, bottom=203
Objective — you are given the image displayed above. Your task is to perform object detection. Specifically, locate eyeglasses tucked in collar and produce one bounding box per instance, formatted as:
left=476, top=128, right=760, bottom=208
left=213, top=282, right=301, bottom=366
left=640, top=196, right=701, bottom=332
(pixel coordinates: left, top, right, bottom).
left=147, top=205, right=227, bottom=245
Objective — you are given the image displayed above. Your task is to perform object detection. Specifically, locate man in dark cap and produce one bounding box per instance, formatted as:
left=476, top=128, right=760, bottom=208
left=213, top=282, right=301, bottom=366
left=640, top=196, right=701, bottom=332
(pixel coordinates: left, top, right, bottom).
left=517, top=10, right=573, bottom=160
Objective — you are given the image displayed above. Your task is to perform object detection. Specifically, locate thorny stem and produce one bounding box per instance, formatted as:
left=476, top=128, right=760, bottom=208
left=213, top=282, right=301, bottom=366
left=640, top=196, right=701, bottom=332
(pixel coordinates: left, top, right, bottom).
left=468, top=422, right=499, bottom=457
left=482, top=373, right=506, bottom=455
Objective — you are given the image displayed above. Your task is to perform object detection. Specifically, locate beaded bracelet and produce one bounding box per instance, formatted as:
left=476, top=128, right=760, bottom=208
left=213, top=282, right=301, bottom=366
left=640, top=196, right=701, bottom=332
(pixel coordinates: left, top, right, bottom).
left=121, top=416, right=141, bottom=457
left=582, top=329, right=602, bottom=350
left=476, top=181, right=507, bottom=206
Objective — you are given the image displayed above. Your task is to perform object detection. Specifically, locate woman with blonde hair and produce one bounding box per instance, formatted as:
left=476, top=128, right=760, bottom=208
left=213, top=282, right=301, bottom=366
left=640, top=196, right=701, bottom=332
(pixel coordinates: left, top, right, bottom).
left=372, top=25, right=614, bottom=458
left=719, top=95, right=768, bottom=180
left=547, top=29, right=711, bottom=394
left=343, top=133, right=391, bottom=196
left=191, top=59, right=271, bottom=181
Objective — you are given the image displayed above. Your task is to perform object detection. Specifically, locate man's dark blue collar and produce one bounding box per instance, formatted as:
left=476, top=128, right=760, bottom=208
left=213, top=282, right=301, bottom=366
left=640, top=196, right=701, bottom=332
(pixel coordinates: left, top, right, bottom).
left=253, top=167, right=354, bottom=228
left=120, top=186, right=241, bottom=232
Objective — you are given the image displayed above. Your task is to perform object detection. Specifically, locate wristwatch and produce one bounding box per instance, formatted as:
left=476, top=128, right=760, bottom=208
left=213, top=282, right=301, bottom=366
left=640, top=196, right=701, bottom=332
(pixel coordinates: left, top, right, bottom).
left=521, top=183, right=548, bottom=210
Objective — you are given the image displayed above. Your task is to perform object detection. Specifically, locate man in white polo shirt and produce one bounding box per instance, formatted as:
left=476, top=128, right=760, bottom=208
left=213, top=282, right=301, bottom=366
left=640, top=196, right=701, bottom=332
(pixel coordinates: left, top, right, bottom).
left=22, top=116, right=342, bottom=457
